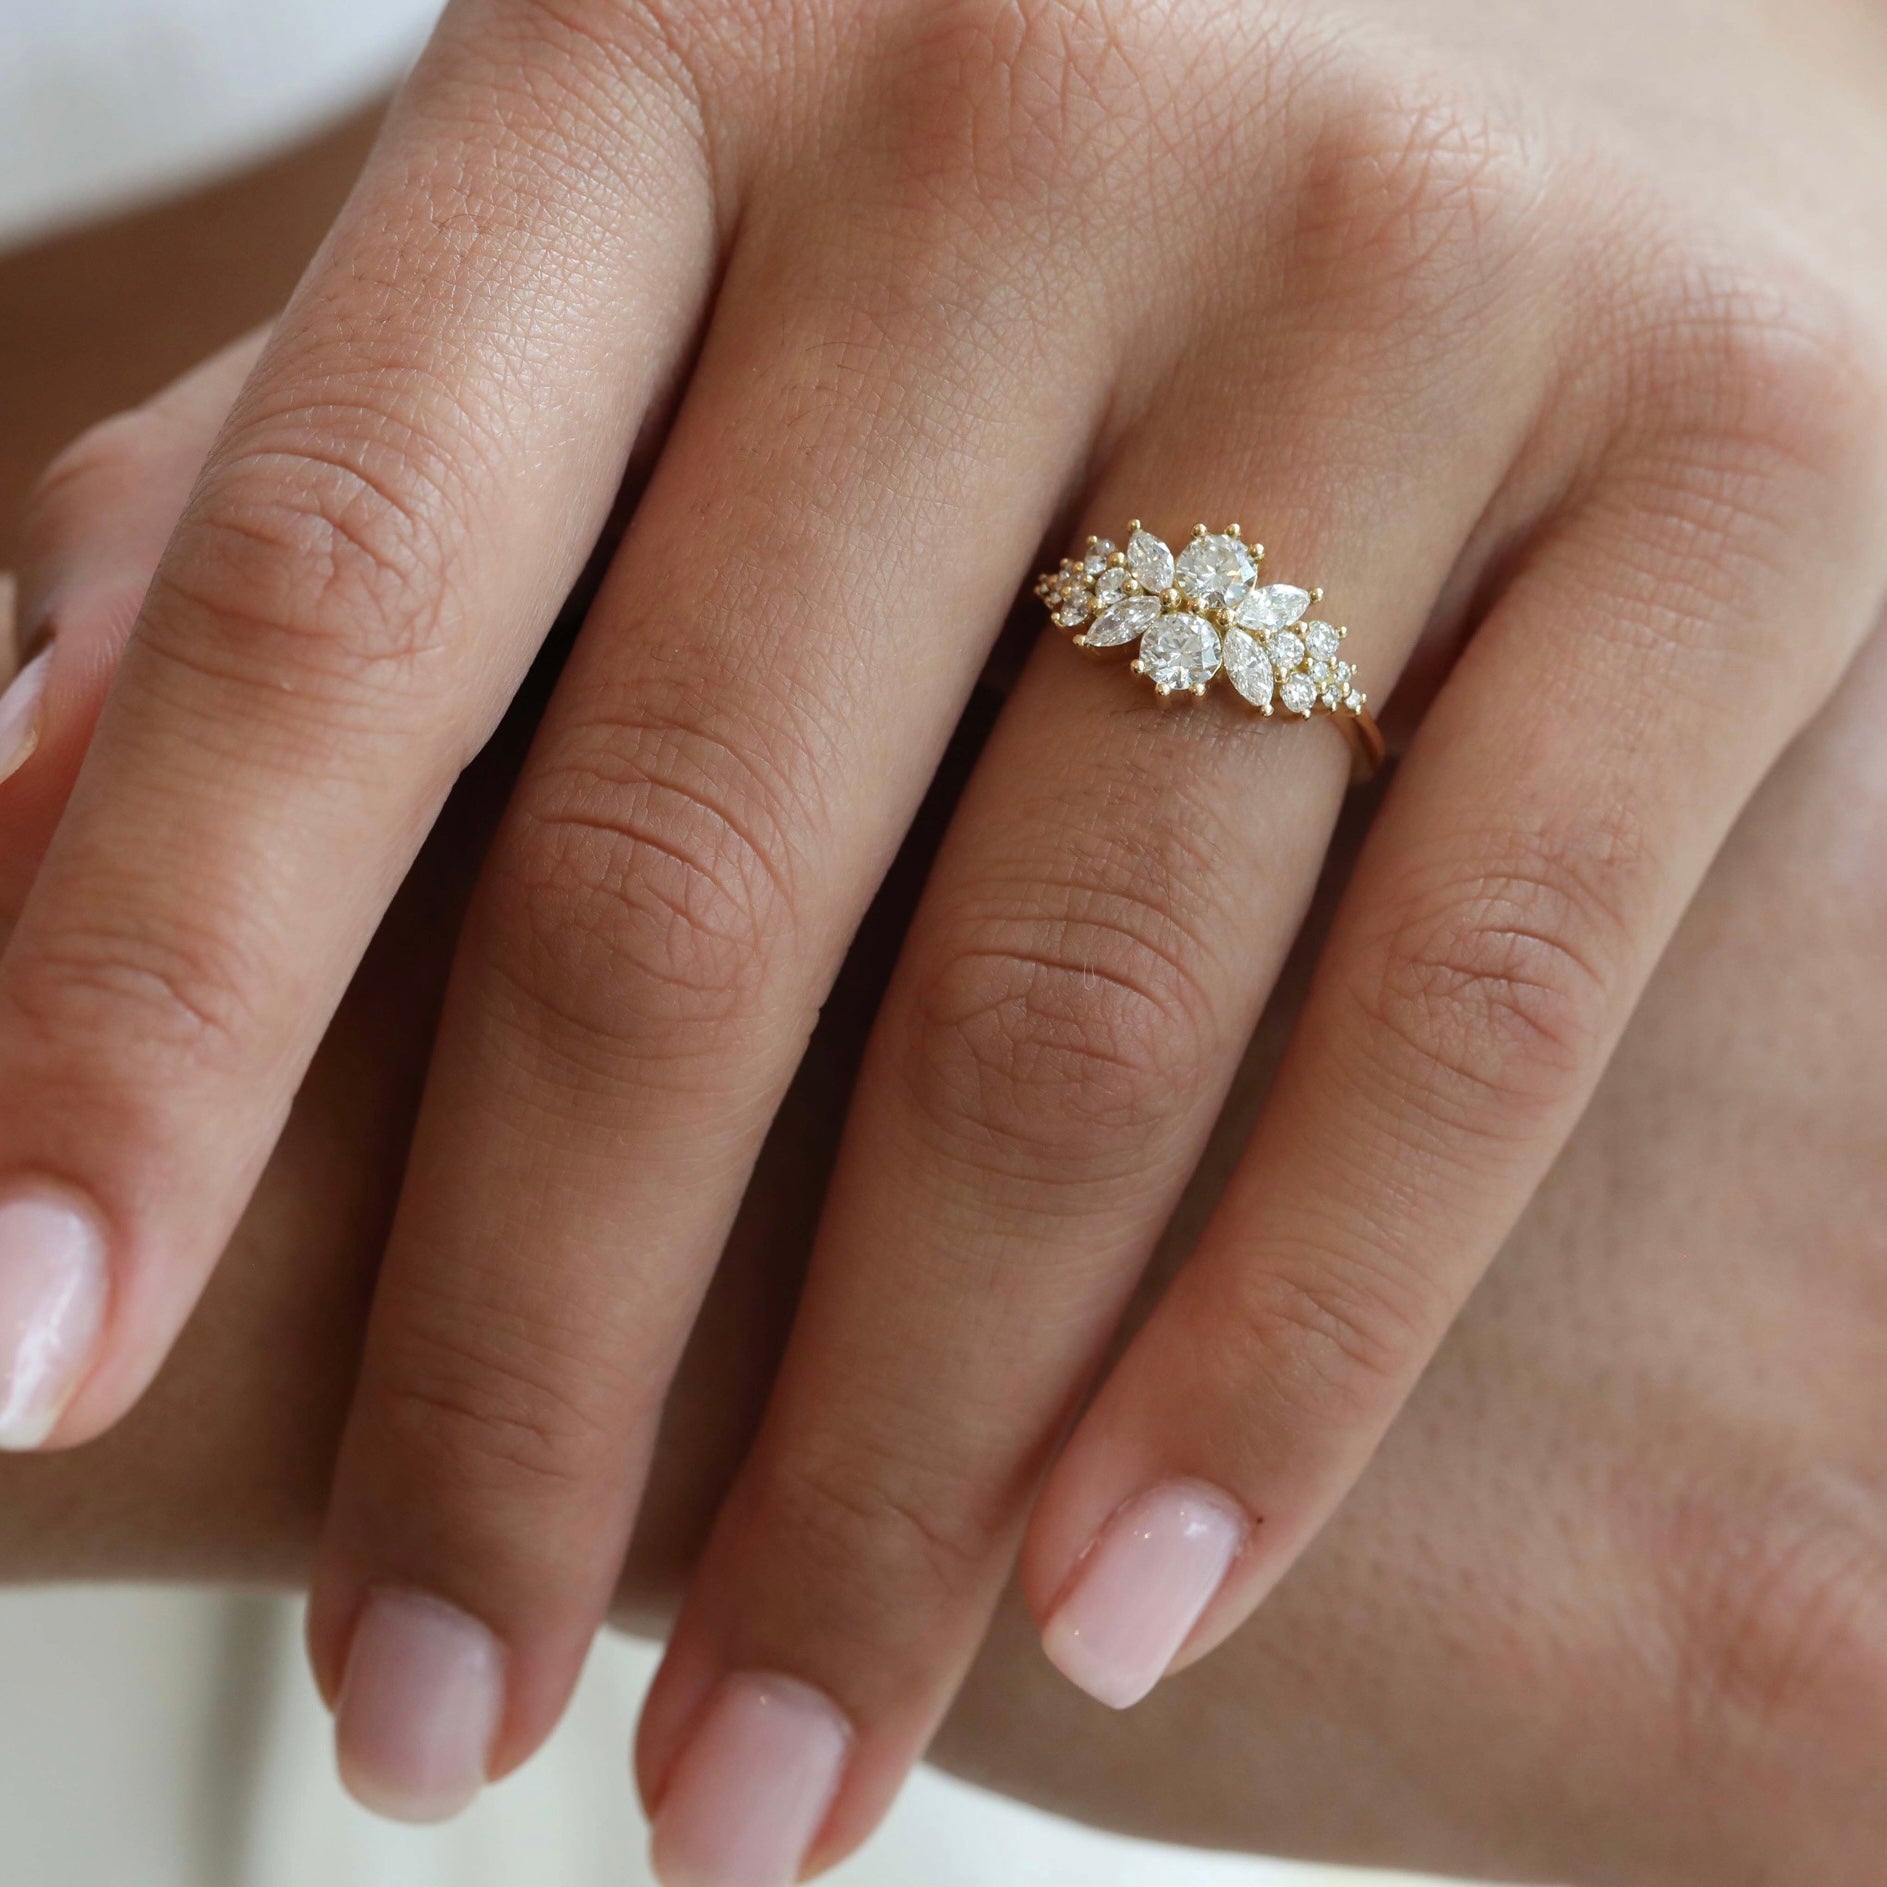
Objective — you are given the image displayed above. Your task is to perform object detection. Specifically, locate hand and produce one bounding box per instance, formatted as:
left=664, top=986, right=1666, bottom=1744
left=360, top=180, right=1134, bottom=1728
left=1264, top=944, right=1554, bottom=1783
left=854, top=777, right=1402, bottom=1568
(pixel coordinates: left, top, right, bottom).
left=4, top=381, right=1887, bottom=1886
left=1, top=0, right=1884, bottom=1870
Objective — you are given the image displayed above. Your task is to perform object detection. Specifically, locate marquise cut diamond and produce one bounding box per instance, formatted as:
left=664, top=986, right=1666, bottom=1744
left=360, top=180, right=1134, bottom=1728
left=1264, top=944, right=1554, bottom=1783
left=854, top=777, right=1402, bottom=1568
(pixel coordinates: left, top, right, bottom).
left=1237, top=584, right=1310, bottom=632
left=1222, top=628, right=1274, bottom=708
left=1085, top=594, right=1162, bottom=647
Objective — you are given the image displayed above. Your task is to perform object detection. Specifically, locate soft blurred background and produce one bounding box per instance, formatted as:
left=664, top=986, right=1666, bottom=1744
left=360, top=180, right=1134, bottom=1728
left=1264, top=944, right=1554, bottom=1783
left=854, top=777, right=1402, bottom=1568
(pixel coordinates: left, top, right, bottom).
left=0, top=6, right=1453, bottom=1881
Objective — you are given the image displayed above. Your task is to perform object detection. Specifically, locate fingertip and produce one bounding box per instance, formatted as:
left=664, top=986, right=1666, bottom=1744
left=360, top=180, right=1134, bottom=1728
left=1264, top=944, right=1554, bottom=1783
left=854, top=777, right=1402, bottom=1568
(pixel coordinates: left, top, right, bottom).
left=334, top=1587, right=507, bottom=1824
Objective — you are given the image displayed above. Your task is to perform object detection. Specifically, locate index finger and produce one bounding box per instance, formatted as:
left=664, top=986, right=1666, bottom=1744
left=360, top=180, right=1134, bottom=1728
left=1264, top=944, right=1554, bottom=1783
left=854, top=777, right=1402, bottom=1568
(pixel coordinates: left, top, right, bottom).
left=0, top=0, right=719, bottom=1450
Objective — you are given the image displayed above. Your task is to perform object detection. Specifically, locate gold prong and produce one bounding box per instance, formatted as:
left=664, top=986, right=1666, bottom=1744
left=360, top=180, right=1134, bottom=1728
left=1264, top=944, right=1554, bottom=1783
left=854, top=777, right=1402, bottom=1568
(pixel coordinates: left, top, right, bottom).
left=1123, top=578, right=1142, bottom=595
left=1310, top=587, right=1324, bottom=605
left=1191, top=522, right=1208, bottom=538
left=1156, top=682, right=1173, bottom=697
left=1338, top=624, right=1348, bottom=639
left=1131, top=659, right=1146, bottom=674
left=1162, top=588, right=1182, bottom=609
left=1261, top=704, right=1273, bottom=716
left=1085, top=535, right=1098, bottom=548
left=1127, top=517, right=1142, bottom=534
left=1109, top=550, right=1126, bottom=567
left=1191, top=682, right=1207, bottom=696
left=1253, top=543, right=1264, bottom=561
left=1073, top=634, right=1088, bottom=647
left=1227, top=522, right=1241, bottom=538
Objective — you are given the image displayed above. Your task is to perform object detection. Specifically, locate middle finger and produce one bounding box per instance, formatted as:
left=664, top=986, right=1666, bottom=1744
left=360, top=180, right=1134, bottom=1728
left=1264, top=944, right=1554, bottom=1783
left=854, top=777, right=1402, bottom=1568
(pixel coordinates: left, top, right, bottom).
left=308, top=150, right=1105, bottom=1813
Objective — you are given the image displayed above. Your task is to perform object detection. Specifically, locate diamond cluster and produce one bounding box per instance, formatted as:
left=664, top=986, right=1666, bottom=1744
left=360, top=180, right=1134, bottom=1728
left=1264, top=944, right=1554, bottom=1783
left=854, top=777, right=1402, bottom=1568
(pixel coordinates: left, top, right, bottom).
left=1035, top=522, right=1367, bottom=720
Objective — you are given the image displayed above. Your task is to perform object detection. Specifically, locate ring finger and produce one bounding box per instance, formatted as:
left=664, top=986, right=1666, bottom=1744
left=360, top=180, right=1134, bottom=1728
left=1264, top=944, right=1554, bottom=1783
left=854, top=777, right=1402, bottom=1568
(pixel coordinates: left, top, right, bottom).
left=635, top=306, right=1546, bottom=1882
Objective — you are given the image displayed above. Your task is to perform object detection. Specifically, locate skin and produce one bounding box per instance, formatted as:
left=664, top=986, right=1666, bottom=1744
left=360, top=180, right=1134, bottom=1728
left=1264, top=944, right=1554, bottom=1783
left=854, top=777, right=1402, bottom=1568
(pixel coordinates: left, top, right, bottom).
left=2, top=0, right=1885, bottom=1864
left=4, top=373, right=1887, bottom=1884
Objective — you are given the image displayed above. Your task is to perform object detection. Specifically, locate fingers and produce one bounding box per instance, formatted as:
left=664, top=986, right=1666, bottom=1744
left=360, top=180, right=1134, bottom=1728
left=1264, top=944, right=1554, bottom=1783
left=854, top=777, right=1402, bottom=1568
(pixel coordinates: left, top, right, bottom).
left=0, top=331, right=265, bottom=908
left=633, top=289, right=1536, bottom=1873
left=0, top=0, right=721, bottom=1452
left=1023, top=322, right=1887, bottom=1708
left=307, top=168, right=1097, bottom=1814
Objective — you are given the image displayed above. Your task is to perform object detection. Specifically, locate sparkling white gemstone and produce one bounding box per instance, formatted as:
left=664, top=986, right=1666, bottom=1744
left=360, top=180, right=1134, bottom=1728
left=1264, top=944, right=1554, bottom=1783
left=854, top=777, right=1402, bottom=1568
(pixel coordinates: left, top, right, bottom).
left=1303, top=620, right=1341, bottom=662
left=1237, top=584, right=1311, bottom=632
left=1266, top=629, right=1305, bottom=671
left=1083, top=538, right=1117, bottom=576
left=1084, top=594, right=1162, bottom=647
left=1052, top=585, right=1093, bottom=628
left=1279, top=672, right=1317, bottom=715
left=1127, top=529, right=1174, bottom=593
left=1221, top=627, right=1274, bottom=708
left=1140, top=613, right=1221, bottom=691
left=1094, top=565, right=1129, bottom=606
left=1174, top=533, right=1257, bottom=607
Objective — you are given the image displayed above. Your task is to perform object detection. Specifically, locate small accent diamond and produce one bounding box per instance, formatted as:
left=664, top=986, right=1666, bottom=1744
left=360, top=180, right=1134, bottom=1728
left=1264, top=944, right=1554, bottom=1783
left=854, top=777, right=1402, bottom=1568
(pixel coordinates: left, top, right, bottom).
left=1267, top=629, right=1305, bottom=671
left=1279, top=672, right=1317, bottom=715
left=1052, top=585, right=1093, bottom=628
left=1304, top=621, right=1341, bottom=662
left=1083, top=538, right=1117, bottom=576
left=1094, top=566, right=1129, bottom=606
left=1140, top=613, right=1222, bottom=691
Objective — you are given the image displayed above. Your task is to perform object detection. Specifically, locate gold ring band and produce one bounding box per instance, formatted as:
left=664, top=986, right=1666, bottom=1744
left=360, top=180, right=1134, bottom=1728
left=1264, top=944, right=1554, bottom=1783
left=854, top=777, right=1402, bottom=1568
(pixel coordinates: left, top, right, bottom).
left=1035, top=520, right=1383, bottom=783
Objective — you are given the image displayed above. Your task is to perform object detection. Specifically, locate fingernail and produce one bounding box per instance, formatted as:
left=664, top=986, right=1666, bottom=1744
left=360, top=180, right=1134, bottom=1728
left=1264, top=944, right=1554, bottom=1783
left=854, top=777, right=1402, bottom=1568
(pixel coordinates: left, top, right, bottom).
left=650, top=1673, right=852, bottom=1887
left=335, top=1589, right=505, bottom=1823
left=0, top=1184, right=109, bottom=1450
left=1042, top=1481, right=1248, bottom=1709
left=0, top=645, right=52, bottom=786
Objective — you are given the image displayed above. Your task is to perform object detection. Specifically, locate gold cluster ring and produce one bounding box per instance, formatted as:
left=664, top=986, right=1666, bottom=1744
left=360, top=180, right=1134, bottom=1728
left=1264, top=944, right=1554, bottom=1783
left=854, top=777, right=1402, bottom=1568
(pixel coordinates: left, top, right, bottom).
left=1035, top=520, right=1384, bottom=779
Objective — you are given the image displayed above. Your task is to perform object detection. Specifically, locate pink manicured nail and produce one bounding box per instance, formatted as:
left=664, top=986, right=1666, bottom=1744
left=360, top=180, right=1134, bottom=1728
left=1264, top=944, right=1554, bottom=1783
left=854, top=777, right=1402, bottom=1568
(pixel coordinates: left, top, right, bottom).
left=0, top=645, right=51, bottom=786
left=335, top=1589, right=505, bottom=1823
left=650, top=1673, right=852, bottom=1887
left=1042, top=1481, right=1249, bottom=1709
left=0, top=1184, right=108, bottom=1450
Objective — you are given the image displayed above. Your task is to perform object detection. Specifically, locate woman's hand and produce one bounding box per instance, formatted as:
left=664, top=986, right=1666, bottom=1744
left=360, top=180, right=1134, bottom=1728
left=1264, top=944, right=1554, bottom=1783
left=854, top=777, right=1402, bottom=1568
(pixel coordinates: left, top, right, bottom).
left=5, top=403, right=1887, bottom=1885
left=2, top=0, right=1886, bottom=1869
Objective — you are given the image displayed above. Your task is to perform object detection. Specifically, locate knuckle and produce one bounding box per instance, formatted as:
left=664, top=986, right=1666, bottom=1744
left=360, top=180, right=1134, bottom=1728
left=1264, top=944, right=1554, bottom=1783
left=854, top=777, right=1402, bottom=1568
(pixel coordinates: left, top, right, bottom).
left=25, top=409, right=167, bottom=535
left=1209, top=1246, right=1425, bottom=1434
left=1653, top=1472, right=1887, bottom=1811
left=1628, top=261, right=1887, bottom=514
left=367, top=1288, right=633, bottom=1507
left=1353, top=817, right=1640, bottom=1135
left=902, top=889, right=1216, bottom=1180
left=490, top=696, right=800, bottom=1065
left=1290, top=66, right=1539, bottom=306
left=140, top=423, right=468, bottom=731
left=4, top=904, right=272, bottom=1084
left=741, top=1437, right=1001, bottom=1636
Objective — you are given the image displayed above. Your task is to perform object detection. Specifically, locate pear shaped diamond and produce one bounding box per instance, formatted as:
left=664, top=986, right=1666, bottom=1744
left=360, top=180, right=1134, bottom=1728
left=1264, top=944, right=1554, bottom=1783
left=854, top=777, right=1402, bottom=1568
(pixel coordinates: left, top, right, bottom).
left=1126, top=529, right=1174, bottom=593
left=1083, top=537, right=1117, bottom=576
left=1083, top=594, right=1162, bottom=647
left=1140, top=613, right=1221, bottom=691
left=1175, top=533, right=1257, bottom=607
left=1237, top=584, right=1311, bottom=632
left=1222, top=627, right=1274, bottom=708
left=1093, top=566, right=1129, bottom=607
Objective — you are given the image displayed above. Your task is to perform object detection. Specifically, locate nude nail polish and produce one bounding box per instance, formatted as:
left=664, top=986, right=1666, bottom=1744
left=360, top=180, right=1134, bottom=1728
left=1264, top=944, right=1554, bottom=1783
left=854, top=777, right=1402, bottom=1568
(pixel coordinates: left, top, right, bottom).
left=1042, top=1481, right=1248, bottom=1709
left=650, top=1673, right=851, bottom=1887
left=0, top=645, right=52, bottom=786
left=0, top=1185, right=108, bottom=1450
left=335, top=1589, right=505, bottom=1823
